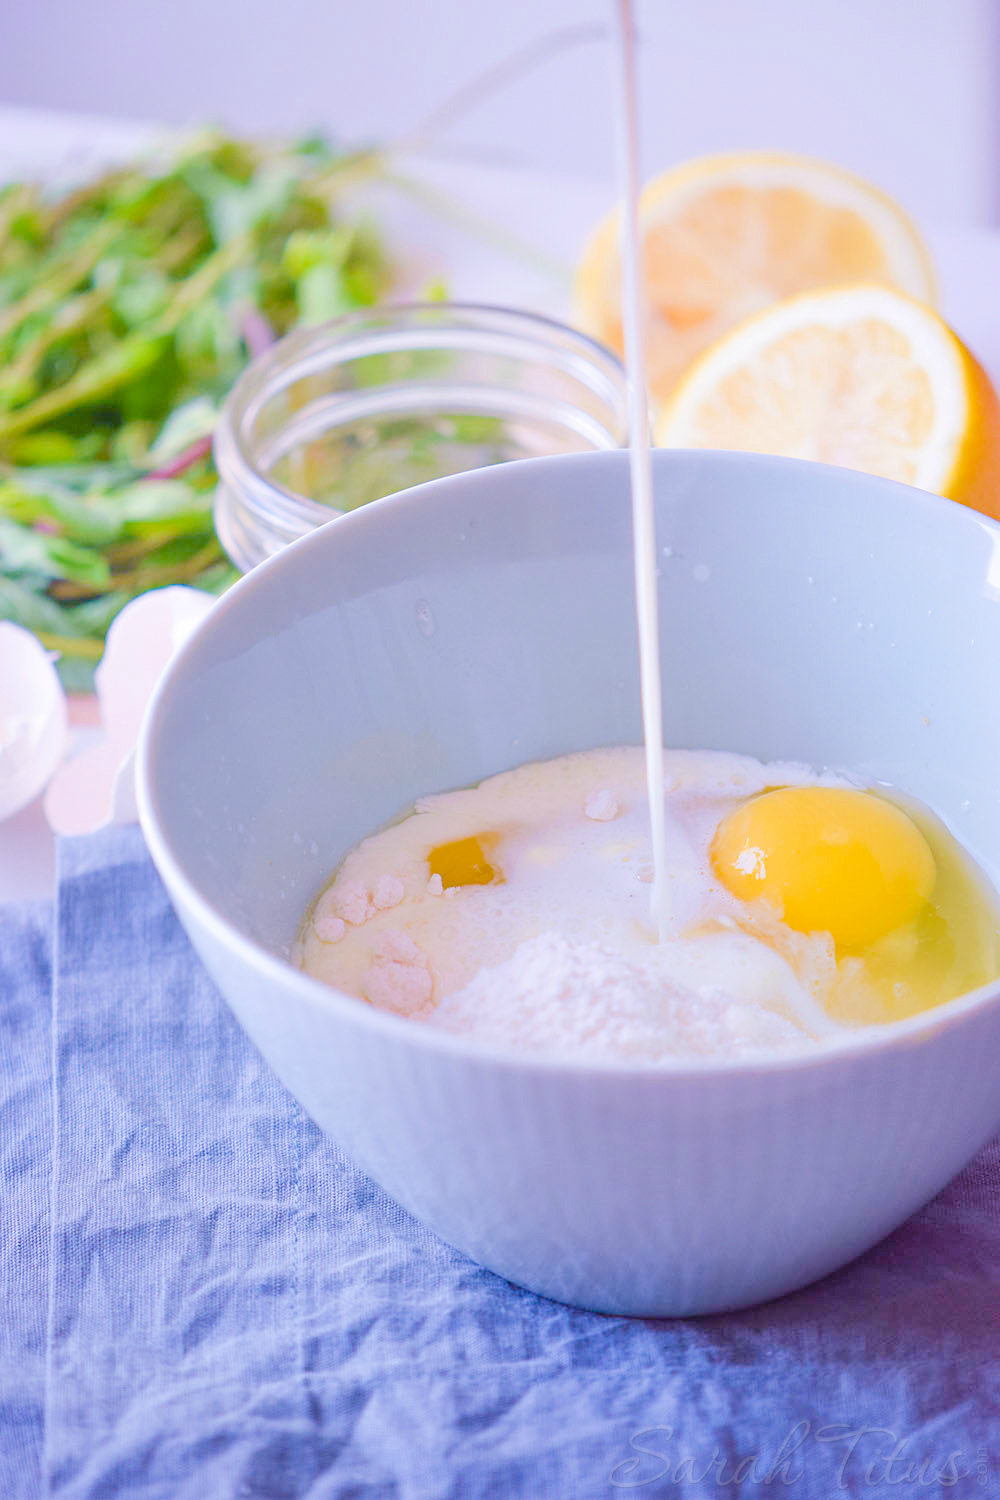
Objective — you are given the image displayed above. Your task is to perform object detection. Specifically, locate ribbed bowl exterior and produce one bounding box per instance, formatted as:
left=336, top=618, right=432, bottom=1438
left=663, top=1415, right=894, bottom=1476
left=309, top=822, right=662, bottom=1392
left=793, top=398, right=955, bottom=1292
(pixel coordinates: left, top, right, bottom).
left=139, top=449, right=1000, bottom=1315
left=164, top=887, right=1000, bottom=1316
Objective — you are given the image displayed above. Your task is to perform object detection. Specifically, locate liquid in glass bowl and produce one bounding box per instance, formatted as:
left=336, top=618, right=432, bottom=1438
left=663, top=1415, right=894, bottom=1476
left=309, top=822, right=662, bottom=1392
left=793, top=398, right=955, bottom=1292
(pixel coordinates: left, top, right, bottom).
left=213, top=303, right=627, bottom=571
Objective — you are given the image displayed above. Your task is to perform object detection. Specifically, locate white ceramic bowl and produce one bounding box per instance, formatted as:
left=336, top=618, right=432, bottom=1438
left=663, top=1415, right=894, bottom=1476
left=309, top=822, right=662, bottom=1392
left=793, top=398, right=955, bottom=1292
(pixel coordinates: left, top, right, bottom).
left=137, top=449, right=1000, bottom=1316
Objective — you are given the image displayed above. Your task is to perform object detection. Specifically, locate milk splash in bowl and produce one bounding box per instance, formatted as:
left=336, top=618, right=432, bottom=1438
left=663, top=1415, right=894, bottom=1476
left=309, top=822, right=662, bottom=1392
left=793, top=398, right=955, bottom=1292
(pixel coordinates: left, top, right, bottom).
left=297, top=746, right=1000, bottom=1063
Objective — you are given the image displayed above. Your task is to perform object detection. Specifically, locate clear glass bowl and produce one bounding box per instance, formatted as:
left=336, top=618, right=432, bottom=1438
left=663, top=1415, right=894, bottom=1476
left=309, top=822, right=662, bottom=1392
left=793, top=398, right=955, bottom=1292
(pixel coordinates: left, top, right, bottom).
left=213, top=303, right=627, bottom=571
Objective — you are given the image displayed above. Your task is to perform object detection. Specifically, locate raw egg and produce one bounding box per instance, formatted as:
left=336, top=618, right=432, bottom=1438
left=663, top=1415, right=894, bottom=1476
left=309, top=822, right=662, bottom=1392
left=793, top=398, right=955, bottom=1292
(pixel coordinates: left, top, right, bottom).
left=428, top=834, right=498, bottom=889
left=711, top=785, right=936, bottom=949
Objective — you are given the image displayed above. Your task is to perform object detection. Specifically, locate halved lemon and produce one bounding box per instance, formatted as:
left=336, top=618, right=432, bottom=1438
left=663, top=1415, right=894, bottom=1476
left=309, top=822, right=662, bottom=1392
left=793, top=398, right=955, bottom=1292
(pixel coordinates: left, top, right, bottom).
left=653, top=283, right=1000, bottom=518
left=574, top=151, right=936, bottom=405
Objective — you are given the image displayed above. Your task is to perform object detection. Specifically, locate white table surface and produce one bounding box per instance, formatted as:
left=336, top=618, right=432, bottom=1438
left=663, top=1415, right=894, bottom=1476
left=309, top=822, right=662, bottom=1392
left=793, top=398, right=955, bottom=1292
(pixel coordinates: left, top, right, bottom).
left=3, top=104, right=1000, bottom=901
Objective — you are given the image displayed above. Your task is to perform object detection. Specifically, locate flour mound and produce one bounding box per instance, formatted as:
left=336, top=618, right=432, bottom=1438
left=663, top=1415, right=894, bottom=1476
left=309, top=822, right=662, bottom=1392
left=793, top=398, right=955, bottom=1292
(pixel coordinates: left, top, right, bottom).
left=425, top=932, right=806, bottom=1063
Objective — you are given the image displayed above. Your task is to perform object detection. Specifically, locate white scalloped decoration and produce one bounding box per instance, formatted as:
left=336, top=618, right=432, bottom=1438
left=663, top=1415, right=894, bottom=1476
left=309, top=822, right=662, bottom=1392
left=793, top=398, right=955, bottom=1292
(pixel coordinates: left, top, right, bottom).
left=45, top=586, right=216, bottom=835
left=0, top=622, right=69, bottom=823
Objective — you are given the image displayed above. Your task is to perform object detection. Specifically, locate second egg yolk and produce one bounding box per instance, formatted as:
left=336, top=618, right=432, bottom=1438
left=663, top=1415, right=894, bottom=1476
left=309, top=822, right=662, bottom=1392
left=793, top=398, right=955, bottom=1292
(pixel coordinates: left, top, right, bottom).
left=711, top=786, right=936, bottom=949
left=428, top=835, right=497, bottom=889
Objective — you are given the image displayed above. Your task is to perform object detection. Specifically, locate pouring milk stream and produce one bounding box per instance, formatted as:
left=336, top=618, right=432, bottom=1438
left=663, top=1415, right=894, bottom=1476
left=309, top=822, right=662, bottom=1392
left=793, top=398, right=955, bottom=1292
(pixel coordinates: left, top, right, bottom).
left=611, top=0, right=671, bottom=939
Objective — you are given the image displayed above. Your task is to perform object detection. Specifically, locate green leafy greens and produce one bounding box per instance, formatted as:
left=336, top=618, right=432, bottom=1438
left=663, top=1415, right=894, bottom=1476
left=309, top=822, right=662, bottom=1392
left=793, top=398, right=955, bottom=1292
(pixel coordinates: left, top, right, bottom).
left=0, top=134, right=390, bottom=687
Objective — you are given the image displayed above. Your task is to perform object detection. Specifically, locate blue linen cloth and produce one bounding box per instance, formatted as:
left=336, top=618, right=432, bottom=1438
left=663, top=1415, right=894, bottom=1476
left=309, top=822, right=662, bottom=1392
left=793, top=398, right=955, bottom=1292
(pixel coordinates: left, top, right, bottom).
left=1, top=825, right=999, bottom=1500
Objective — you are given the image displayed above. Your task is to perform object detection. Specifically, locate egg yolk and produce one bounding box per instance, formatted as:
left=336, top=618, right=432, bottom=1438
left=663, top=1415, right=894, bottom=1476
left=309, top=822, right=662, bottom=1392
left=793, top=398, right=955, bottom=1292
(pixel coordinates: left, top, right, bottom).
left=428, top=835, right=497, bottom=889
left=711, top=786, right=936, bottom=949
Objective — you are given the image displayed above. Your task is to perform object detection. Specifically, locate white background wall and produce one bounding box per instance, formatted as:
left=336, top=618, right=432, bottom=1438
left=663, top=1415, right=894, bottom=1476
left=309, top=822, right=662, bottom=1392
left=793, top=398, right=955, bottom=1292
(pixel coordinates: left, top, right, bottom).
left=0, top=0, right=997, bottom=224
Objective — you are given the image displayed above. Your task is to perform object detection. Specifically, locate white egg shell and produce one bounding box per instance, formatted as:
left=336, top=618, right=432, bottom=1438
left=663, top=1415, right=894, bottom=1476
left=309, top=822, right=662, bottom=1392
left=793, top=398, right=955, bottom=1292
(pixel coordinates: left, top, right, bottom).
left=45, top=586, right=215, bottom=836
left=0, top=622, right=69, bottom=822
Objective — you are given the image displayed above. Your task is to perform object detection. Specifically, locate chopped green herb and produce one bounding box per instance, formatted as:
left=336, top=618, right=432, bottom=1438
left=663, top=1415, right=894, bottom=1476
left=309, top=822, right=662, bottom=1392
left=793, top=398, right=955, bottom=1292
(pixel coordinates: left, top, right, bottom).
left=0, top=134, right=392, bottom=686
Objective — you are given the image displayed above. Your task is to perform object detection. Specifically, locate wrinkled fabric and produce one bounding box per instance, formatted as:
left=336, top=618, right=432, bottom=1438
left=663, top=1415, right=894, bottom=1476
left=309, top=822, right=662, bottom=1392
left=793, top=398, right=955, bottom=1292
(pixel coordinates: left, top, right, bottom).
left=0, top=897, right=51, bottom=1500
left=0, top=826, right=998, bottom=1499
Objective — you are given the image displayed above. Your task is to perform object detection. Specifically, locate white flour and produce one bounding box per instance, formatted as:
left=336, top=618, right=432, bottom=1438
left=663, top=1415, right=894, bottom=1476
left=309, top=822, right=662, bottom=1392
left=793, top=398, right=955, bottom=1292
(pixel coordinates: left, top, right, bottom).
left=426, top=930, right=809, bottom=1062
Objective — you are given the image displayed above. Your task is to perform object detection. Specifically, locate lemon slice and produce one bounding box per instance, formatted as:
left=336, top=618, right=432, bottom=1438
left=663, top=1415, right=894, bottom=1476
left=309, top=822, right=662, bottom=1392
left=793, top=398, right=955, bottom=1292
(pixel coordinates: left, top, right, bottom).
left=574, top=151, right=936, bottom=405
left=653, top=283, right=1000, bottom=516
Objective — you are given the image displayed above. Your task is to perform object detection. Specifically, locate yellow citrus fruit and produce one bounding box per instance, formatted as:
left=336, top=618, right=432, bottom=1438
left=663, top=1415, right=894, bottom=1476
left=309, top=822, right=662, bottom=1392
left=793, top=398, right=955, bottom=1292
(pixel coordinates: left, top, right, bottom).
left=653, top=283, right=1000, bottom=518
left=574, top=151, right=936, bottom=405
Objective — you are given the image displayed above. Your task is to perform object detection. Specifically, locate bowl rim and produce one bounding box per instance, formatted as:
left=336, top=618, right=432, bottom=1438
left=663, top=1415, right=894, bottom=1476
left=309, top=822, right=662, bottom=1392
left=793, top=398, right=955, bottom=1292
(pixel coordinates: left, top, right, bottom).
left=136, top=447, right=1000, bottom=1081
